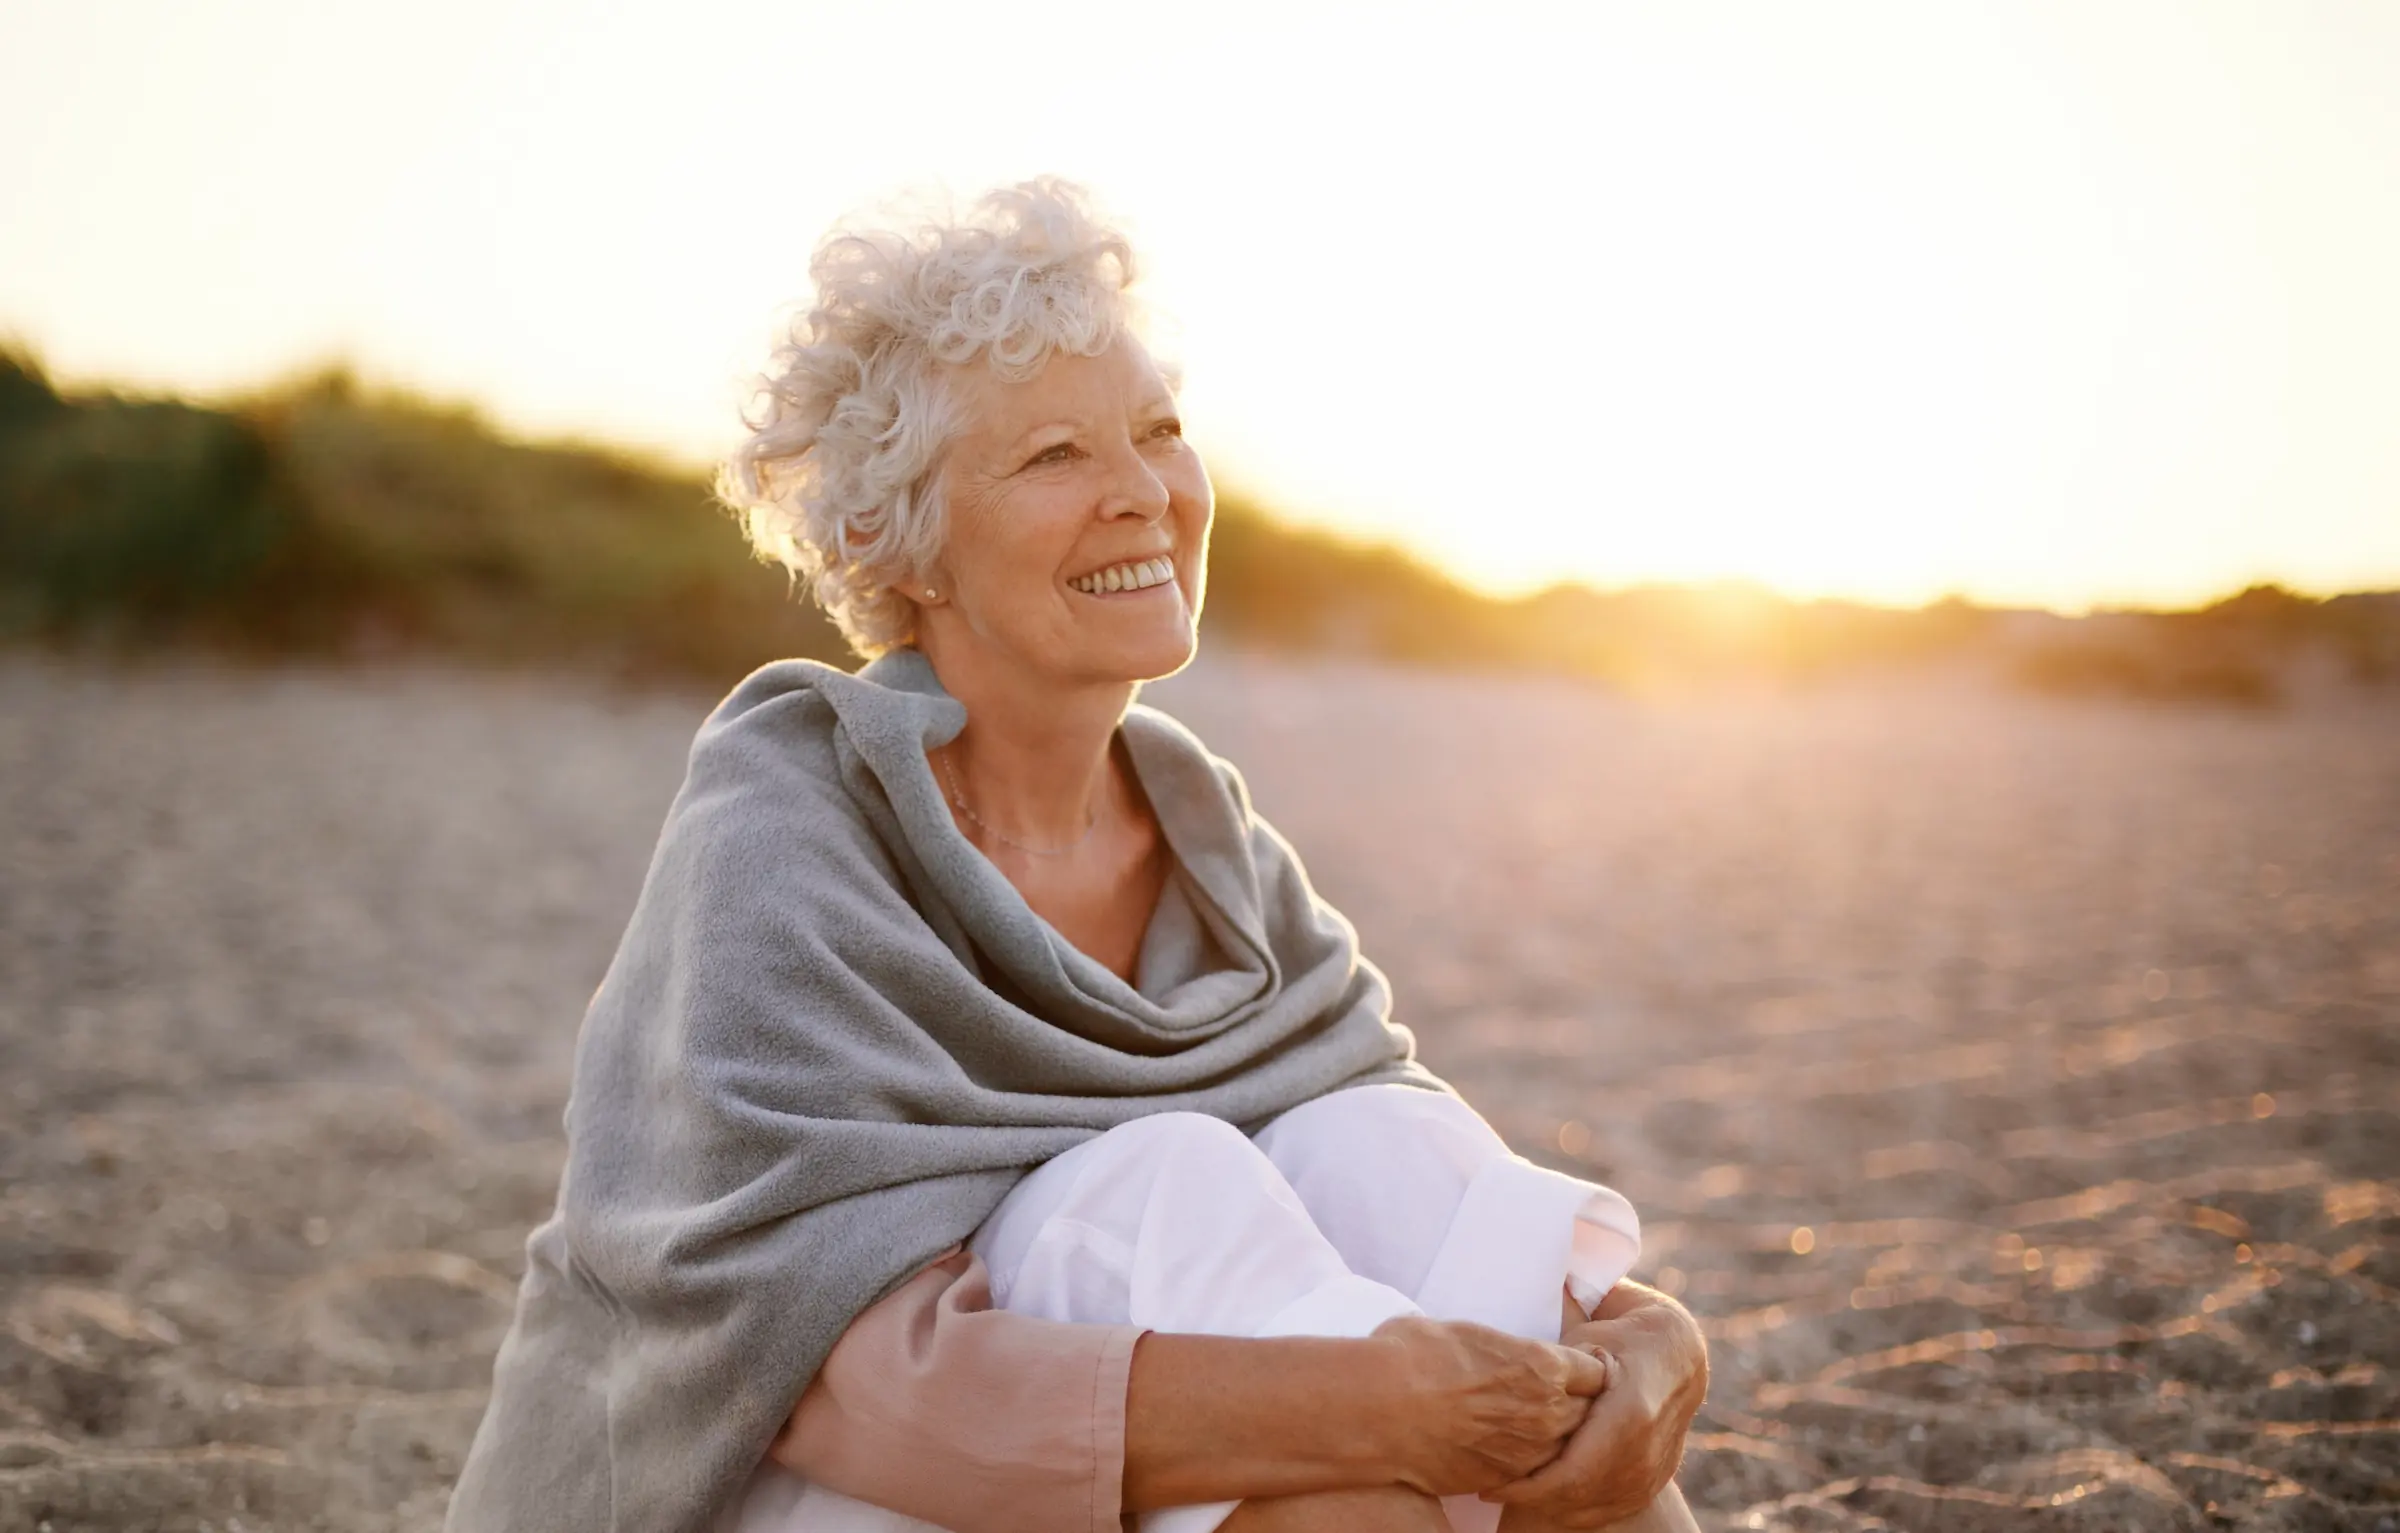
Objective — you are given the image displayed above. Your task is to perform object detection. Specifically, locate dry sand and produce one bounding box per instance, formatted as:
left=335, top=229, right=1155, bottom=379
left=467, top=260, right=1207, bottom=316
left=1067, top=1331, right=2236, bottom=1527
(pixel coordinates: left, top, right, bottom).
left=1, top=652, right=2394, bottom=1532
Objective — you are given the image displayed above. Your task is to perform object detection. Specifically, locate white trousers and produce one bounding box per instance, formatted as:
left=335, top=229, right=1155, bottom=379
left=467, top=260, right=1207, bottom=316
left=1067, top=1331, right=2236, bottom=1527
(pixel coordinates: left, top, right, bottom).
left=733, top=1084, right=1642, bottom=1533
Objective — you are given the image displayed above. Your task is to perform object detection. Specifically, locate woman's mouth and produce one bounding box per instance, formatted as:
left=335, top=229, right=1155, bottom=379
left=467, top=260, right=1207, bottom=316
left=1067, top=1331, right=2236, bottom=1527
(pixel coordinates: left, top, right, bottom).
left=1068, top=555, right=1175, bottom=596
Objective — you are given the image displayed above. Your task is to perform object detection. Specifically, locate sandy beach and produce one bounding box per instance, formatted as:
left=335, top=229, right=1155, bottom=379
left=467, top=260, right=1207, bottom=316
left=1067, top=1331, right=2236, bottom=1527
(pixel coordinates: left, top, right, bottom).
left=2, top=652, right=2393, bottom=1532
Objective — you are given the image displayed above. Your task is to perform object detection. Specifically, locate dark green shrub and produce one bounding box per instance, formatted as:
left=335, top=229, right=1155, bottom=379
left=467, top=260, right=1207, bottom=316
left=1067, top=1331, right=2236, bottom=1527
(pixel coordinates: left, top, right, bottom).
left=0, top=394, right=290, bottom=636
left=0, top=351, right=67, bottom=436
left=2014, top=620, right=2282, bottom=706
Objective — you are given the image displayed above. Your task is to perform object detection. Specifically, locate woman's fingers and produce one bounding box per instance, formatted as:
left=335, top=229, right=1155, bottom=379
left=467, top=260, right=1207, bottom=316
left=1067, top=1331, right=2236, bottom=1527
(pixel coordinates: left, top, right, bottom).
left=1549, top=1342, right=1612, bottom=1398
left=1483, top=1322, right=1704, bottom=1527
left=1535, top=1393, right=1590, bottom=1447
left=1524, top=1346, right=1608, bottom=1456
left=1369, top=1318, right=1638, bottom=1496
left=1481, top=1388, right=1650, bottom=1521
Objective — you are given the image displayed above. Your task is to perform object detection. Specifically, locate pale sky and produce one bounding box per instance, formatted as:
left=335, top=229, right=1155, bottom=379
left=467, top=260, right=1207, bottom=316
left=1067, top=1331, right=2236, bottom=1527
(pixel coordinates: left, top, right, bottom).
left=4, top=1, right=2397, bottom=609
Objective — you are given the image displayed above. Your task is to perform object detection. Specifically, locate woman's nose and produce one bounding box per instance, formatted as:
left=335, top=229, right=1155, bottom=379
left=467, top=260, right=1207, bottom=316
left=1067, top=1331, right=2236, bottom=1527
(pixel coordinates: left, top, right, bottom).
left=1099, top=442, right=1171, bottom=523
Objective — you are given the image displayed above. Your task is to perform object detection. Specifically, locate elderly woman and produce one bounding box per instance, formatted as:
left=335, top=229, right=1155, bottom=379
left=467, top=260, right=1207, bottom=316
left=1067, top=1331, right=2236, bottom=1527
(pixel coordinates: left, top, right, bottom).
left=447, top=181, right=1706, bottom=1533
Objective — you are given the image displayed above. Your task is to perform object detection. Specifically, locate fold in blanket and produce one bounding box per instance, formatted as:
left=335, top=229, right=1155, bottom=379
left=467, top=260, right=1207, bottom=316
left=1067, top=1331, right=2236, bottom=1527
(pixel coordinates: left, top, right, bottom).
left=446, top=648, right=1445, bottom=1533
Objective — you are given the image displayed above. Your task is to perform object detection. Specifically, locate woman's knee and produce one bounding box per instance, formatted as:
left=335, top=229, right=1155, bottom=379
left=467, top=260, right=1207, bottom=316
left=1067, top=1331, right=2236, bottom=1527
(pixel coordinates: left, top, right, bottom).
left=1251, top=1086, right=1516, bottom=1298
left=975, top=1111, right=1311, bottom=1316
left=978, top=1114, right=1267, bottom=1269
left=1084, top=1109, right=1270, bottom=1183
left=1259, top=1085, right=1508, bottom=1191
left=1101, top=1109, right=1258, bottom=1161
left=1063, top=1110, right=1293, bottom=1211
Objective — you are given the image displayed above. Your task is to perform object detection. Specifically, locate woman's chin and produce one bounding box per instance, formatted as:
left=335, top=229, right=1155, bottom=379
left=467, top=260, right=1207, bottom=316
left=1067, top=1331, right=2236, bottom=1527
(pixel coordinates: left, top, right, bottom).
left=1074, top=609, right=1198, bottom=685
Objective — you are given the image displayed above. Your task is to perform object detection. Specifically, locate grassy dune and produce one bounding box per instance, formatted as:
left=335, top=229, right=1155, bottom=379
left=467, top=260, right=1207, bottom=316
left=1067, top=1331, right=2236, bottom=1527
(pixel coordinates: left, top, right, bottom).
left=4, top=352, right=2394, bottom=701
left=0, top=356, right=849, bottom=680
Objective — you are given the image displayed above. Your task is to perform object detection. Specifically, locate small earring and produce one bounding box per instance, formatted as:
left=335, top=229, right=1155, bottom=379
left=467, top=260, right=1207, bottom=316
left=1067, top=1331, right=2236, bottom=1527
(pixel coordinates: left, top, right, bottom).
left=924, top=587, right=937, bottom=600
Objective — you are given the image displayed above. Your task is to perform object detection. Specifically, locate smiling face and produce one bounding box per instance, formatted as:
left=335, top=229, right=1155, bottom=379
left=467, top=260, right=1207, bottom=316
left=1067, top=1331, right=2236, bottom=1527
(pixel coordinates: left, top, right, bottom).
left=917, top=338, right=1212, bottom=690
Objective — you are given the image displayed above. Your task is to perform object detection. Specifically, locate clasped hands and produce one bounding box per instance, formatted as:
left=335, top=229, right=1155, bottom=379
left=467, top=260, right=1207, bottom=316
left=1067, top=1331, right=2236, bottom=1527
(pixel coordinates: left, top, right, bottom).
left=1371, top=1282, right=1707, bottom=1529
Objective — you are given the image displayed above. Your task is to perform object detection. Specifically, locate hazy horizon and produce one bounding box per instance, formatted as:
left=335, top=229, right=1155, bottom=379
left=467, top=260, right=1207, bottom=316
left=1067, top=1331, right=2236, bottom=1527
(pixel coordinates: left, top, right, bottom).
left=5, top=1, right=2397, bottom=611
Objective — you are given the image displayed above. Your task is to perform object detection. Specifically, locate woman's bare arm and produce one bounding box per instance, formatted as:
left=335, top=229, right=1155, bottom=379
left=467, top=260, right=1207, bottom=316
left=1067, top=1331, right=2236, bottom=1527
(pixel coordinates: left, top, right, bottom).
left=774, top=1252, right=1606, bottom=1533
left=1123, top=1317, right=1608, bottom=1511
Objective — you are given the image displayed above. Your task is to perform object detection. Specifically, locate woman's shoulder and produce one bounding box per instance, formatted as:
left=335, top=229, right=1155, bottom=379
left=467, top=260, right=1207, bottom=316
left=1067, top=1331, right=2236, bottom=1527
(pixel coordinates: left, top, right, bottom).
left=1121, top=699, right=1259, bottom=825
left=680, top=657, right=851, bottom=807
left=661, top=657, right=923, bottom=883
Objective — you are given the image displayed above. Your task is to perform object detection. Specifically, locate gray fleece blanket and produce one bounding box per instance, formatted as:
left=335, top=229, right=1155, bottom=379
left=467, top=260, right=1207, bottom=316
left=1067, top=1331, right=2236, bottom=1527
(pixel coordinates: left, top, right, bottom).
left=445, top=648, right=1442, bottom=1533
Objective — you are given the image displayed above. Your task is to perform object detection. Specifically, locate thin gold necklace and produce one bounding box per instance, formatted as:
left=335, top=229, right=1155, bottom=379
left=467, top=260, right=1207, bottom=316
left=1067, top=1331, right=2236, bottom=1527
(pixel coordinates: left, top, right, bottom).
left=937, top=745, right=1101, bottom=858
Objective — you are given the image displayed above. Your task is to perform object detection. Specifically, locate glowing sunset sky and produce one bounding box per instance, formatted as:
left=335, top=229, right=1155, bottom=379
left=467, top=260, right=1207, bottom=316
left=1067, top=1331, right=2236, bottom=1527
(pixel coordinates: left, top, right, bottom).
left=3, top=1, right=2396, bottom=609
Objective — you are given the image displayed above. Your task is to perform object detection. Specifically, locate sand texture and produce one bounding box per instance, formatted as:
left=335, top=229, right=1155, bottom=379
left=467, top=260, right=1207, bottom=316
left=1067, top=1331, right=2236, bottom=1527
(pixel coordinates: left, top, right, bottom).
left=2, top=653, right=2394, bottom=1532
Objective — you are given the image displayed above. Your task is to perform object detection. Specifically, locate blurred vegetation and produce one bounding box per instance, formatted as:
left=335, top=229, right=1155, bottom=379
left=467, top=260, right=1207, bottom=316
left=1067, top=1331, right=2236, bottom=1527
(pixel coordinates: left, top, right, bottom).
left=0, top=351, right=848, bottom=680
left=4, top=349, right=2395, bottom=702
left=2010, top=585, right=2400, bottom=704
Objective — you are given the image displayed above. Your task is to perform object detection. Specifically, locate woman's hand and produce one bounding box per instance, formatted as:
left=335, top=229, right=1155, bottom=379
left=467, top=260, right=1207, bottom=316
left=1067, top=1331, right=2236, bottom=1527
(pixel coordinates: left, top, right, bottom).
left=1365, top=1315, right=1612, bottom=1497
left=1480, top=1285, right=1708, bottom=1528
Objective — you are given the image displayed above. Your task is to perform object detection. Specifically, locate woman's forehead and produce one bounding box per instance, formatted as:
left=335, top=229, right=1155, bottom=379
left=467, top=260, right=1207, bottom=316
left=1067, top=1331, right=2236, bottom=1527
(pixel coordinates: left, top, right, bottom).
left=951, top=343, right=1174, bottom=436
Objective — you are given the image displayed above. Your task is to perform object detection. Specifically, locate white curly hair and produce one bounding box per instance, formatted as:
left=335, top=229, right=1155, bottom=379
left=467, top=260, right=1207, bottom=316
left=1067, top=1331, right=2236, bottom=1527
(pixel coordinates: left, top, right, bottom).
left=719, top=178, right=1152, bottom=656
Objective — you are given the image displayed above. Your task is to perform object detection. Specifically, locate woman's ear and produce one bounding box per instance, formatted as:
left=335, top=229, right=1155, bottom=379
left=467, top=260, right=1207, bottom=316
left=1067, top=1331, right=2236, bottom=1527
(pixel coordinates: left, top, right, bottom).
left=906, top=556, right=955, bottom=608
left=875, top=562, right=941, bottom=609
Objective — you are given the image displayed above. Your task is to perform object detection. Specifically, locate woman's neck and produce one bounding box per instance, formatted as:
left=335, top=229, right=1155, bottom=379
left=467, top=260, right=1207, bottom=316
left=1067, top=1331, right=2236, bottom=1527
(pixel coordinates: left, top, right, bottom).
left=914, top=638, right=1138, bottom=849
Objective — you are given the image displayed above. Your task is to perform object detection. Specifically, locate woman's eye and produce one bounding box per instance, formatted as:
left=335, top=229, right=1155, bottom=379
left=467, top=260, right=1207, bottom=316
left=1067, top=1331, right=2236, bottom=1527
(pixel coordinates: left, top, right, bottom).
left=1149, top=418, right=1183, bottom=441
left=1025, top=442, right=1077, bottom=469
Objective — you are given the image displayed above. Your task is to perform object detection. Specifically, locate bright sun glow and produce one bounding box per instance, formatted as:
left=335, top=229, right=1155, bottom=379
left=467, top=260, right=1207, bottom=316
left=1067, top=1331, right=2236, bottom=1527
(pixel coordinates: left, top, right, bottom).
left=3, top=0, right=2396, bottom=610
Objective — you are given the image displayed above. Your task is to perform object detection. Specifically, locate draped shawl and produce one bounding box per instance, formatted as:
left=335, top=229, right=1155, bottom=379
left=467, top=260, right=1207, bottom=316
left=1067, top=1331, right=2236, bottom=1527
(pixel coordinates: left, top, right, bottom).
left=445, top=649, right=1444, bottom=1533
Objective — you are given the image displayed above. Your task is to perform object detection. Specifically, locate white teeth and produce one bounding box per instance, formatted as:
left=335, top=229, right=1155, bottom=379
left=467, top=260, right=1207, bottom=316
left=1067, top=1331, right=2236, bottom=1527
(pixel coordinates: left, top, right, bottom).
left=1073, top=557, right=1175, bottom=595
